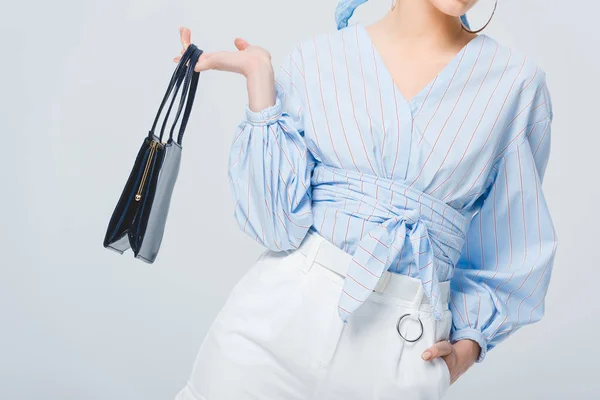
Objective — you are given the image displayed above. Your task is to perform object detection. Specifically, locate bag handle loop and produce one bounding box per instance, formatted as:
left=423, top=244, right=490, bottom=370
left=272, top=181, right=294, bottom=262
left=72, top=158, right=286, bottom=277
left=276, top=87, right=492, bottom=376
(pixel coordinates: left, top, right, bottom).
left=156, top=63, right=186, bottom=142
left=168, top=47, right=203, bottom=145
left=176, top=48, right=202, bottom=145
left=149, top=44, right=198, bottom=138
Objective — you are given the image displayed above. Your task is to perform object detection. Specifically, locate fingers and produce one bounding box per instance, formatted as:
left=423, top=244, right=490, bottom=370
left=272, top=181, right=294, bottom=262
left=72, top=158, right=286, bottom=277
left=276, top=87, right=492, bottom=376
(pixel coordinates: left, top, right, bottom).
left=173, top=55, right=193, bottom=67
left=180, top=26, right=191, bottom=50
left=174, top=52, right=214, bottom=72
left=175, top=26, right=192, bottom=65
left=422, top=340, right=453, bottom=360
left=172, top=33, right=244, bottom=74
left=193, top=52, right=216, bottom=72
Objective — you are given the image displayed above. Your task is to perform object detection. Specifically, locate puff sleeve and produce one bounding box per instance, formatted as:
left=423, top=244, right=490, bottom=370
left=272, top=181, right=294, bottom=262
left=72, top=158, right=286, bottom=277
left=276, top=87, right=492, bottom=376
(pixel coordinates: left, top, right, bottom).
left=227, top=43, right=316, bottom=252
left=448, top=74, right=559, bottom=363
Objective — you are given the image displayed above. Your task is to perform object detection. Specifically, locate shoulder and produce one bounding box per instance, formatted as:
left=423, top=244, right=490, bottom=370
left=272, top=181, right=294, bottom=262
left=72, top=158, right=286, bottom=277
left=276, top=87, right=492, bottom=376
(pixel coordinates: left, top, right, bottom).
left=486, top=34, right=551, bottom=111
left=480, top=34, right=555, bottom=157
left=274, top=28, right=344, bottom=85
left=290, top=24, right=358, bottom=58
left=275, top=26, right=347, bottom=83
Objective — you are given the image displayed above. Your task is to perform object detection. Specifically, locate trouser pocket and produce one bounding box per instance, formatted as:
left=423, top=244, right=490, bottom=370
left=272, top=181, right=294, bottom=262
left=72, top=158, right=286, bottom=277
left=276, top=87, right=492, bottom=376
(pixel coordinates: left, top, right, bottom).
left=433, top=310, right=453, bottom=392
left=368, top=295, right=453, bottom=400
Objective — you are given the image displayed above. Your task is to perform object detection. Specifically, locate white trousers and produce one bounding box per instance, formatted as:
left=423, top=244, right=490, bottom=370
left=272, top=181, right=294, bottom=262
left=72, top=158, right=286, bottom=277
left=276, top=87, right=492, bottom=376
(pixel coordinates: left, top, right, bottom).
left=174, top=230, right=453, bottom=400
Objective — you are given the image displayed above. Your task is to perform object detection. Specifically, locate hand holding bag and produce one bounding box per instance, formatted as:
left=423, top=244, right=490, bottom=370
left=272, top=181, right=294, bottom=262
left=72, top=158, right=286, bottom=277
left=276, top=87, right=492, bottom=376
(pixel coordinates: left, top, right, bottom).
left=103, top=44, right=204, bottom=263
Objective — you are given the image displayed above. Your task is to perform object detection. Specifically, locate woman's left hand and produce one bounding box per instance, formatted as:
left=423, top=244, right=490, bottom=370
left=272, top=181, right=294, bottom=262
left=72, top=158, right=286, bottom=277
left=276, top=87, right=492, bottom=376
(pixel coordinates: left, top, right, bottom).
left=421, top=339, right=480, bottom=385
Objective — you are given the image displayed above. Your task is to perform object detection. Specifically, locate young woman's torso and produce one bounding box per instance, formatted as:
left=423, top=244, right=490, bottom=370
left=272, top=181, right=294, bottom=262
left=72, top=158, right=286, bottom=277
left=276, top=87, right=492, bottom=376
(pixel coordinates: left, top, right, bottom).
left=294, top=23, right=548, bottom=261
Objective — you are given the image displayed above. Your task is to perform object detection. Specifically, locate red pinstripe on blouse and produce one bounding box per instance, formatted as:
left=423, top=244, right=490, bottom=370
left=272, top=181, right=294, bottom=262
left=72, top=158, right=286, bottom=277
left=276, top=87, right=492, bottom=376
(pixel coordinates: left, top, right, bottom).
left=227, top=25, right=557, bottom=363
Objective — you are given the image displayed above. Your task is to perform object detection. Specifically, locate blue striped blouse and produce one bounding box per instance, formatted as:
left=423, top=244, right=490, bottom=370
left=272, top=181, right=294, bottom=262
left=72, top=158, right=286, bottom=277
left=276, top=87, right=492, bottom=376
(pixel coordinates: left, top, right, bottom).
left=227, top=22, right=557, bottom=363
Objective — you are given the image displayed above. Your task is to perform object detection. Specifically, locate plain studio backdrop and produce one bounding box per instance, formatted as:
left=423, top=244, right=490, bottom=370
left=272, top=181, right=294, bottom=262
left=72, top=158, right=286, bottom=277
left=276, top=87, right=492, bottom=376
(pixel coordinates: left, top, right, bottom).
left=0, top=0, right=596, bottom=399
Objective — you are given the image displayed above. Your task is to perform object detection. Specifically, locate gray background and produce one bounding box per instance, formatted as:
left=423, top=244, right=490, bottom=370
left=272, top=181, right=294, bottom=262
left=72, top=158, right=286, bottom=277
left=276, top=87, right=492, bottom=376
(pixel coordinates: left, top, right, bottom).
left=0, top=0, right=596, bottom=399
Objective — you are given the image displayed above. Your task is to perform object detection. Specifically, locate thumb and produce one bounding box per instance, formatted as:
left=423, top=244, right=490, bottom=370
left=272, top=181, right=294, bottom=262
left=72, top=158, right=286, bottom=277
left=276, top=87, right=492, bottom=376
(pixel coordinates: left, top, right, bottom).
left=422, top=340, right=453, bottom=360
left=234, top=37, right=250, bottom=51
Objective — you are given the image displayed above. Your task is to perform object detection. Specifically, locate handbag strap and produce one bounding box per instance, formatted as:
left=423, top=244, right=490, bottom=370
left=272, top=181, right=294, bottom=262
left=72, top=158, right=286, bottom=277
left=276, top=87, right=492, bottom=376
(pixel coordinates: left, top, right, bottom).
left=176, top=49, right=202, bottom=145
left=149, top=44, right=198, bottom=137
left=157, top=55, right=192, bottom=142
left=156, top=67, right=185, bottom=142
left=168, top=47, right=203, bottom=145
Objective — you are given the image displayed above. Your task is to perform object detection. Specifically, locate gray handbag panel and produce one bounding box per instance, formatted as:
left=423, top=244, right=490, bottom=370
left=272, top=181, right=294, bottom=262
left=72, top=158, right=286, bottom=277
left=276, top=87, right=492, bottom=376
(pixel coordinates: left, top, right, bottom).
left=136, top=142, right=183, bottom=263
left=105, top=234, right=131, bottom=254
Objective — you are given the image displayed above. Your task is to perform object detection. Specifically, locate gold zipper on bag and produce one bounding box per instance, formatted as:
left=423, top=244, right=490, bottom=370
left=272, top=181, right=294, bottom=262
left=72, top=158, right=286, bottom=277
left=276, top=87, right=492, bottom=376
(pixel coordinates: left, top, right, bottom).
left=135, top=140, right=159, bottom=201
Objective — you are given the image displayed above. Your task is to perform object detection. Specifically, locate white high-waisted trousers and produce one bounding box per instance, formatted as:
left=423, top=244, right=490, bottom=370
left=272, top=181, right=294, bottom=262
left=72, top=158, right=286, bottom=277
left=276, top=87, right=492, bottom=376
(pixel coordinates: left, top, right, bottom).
left=174, top=229, right=453, bottom=400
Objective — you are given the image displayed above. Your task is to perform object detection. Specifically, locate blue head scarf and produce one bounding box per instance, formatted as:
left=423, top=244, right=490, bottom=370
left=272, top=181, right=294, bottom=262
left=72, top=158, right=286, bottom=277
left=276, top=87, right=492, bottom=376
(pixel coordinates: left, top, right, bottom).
left=334, top=0, right=471, bottom=30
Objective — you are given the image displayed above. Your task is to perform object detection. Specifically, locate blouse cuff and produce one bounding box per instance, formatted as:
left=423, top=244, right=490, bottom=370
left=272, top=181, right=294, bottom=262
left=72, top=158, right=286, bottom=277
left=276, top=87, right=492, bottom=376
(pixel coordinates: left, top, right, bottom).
left=244, top=96, right=283, bottom=127
left=450, top=328, right=488, bottom=363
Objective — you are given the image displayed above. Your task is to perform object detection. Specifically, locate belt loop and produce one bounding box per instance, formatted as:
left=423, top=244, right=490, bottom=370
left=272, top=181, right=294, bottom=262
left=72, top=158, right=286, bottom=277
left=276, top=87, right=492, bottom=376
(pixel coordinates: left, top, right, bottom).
left=300, top=232, right=323, bottom=274
left=410, top=283, right=425, bottom=318
left=373, top=270, right=391, bottom=293
left=441, top=281, right=450, bottom=311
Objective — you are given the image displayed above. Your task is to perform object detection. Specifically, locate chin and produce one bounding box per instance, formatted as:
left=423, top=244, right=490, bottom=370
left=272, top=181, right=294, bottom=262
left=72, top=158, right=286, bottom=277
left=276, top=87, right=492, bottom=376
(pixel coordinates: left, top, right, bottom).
left=428, top=0, right=478, bottom=17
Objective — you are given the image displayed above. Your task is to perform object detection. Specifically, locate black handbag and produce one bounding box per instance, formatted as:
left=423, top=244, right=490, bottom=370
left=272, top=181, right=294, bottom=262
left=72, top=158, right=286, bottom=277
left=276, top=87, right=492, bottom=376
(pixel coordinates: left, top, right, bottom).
left=103, top=44, right=204, bottom=263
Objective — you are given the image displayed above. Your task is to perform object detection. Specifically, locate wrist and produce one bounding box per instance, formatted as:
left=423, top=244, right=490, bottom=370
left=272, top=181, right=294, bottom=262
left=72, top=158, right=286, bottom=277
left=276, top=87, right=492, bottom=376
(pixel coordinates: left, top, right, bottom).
left=450, top=328, right=487, bottom=363
left=245, top=63, right=276, bottom=113
left=243, top=57, right=273, bottom=79
left=453, top=339, right=480, bottom=365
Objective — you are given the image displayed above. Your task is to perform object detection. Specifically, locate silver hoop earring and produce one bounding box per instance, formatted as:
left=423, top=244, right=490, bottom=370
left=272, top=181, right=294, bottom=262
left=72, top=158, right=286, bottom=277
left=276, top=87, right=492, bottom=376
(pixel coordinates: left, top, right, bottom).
left=461, top=0, right=497, bottom=33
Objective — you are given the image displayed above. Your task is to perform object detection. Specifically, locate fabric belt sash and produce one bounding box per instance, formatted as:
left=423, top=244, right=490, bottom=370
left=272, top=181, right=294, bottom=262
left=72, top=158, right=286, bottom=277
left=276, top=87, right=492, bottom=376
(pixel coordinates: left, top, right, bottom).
left=309, top=164, right=470, bottom=323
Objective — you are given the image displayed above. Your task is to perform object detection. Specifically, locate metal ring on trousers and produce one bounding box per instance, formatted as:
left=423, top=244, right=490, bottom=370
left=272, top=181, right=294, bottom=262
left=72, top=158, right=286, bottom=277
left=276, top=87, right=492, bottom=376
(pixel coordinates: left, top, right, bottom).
left=396, top=313, right=424, bottom=342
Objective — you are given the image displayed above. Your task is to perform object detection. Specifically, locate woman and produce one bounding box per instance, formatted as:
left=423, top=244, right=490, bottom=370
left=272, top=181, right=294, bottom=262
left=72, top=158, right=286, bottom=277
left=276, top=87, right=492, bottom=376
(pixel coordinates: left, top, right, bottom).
left=174, top=0, right=557, bottom=399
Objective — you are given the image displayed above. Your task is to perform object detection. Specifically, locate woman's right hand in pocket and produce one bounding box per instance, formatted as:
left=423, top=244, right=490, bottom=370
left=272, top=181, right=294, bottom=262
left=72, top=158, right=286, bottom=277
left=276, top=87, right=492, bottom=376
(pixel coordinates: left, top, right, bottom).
left=174, top=26, right=273, bottom=78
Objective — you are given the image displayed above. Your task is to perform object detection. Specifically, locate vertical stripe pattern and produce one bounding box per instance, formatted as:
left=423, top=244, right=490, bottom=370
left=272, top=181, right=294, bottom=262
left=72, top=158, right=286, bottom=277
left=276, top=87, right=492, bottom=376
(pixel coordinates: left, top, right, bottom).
left=227, top=24, right=558, bottom=363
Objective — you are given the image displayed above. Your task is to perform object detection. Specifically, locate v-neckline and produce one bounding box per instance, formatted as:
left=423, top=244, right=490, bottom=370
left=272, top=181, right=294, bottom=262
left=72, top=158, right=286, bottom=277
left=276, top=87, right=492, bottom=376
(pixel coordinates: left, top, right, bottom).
left=356, top=22, right=486, bottom=107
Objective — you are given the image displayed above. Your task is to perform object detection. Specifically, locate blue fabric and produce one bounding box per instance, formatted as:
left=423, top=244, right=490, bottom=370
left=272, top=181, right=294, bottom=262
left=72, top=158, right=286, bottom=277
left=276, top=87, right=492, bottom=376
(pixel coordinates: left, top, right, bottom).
left=227, top=24, right=557, bottom=363
left=334, top=0, right=369, bottom=30
left=460, top=13, right=471, bottom=29
left=334, top=0, right=470, bottom=30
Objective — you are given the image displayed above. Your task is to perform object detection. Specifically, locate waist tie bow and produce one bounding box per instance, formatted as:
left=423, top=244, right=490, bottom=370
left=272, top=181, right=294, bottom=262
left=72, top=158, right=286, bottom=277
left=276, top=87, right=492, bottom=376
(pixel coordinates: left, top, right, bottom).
left=337, top=208, right=445, bottom=323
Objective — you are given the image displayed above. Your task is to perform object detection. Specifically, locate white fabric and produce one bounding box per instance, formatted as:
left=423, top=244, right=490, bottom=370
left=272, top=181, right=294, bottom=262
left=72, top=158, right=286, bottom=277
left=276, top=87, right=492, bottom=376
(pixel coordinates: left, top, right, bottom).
left=174, top=231, right=453, bottom=400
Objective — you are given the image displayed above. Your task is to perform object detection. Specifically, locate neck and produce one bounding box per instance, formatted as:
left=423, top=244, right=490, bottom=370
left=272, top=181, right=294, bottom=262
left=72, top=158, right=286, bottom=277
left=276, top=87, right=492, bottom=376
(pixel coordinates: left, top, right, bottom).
left=380, top=0, right=473, bottom=49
